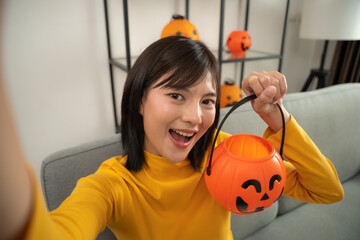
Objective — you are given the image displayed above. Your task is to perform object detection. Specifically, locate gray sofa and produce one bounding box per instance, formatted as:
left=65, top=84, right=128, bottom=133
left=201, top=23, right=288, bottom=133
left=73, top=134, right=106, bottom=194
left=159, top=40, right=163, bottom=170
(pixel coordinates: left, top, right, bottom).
left=41, top=83, right=360, bottom=240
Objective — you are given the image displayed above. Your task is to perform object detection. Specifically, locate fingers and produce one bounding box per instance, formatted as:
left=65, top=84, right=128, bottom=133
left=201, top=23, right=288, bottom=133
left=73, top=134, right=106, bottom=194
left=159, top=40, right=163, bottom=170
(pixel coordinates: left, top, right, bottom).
left=242, top=74, right=265, bottom=97
left=242, top=71, right=287, bottom=103
left=241, top=71, right=290, bottom=130
left=269, top=71, right=287, bottom=98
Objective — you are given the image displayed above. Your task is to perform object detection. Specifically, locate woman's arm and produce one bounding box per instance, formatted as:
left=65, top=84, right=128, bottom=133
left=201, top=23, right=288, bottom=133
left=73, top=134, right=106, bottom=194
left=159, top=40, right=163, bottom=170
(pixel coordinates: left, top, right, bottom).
left=242, top=71, right=343, bottom=203
left=0, top=5, right=34, bottom=237
left=0, top=68, right=116, bottom=240
left=264, top=117, right=344, bottom=203
left=1, top=5, right=119, bottom=238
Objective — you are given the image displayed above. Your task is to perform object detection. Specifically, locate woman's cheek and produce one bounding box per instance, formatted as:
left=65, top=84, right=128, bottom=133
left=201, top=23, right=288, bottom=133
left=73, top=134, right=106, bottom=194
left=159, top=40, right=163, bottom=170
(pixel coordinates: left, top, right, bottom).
left=203, top=109, right=216, bottom=129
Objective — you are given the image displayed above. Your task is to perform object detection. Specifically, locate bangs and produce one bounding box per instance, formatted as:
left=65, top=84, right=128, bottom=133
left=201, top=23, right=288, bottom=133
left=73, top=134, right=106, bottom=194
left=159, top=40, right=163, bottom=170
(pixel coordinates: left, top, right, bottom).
left=149, top=37, right=219, bottom=91
left=154, top=66, right=214, bottom=90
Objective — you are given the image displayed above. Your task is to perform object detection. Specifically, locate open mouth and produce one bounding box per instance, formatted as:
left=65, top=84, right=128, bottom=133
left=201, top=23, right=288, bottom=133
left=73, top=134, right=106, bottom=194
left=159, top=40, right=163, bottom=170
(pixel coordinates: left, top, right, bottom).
left=169, top=129, right=196, bottom=145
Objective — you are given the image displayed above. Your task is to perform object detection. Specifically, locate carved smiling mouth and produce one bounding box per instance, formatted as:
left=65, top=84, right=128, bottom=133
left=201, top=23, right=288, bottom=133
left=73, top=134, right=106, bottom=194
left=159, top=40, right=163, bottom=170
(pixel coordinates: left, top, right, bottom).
left=169, top=129, right=196, bottom=144
left=241, top=43, right=249, bottom=51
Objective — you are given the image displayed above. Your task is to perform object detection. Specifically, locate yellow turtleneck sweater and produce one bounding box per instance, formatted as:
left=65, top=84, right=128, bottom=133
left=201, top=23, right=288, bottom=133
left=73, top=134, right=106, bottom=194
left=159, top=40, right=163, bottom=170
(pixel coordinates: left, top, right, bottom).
left=24, top=117, right=343, bottom=240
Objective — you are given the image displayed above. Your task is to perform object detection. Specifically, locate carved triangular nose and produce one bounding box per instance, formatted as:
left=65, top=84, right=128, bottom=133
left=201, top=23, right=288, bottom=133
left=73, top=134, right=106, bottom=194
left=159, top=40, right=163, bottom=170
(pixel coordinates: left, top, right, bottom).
left=261, top=193, right=269, bottom=201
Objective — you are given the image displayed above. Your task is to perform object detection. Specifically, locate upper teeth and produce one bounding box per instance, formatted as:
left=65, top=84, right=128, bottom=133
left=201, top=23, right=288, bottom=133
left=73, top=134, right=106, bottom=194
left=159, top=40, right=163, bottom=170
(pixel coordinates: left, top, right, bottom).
left=174, top=130, right=195, bottom=137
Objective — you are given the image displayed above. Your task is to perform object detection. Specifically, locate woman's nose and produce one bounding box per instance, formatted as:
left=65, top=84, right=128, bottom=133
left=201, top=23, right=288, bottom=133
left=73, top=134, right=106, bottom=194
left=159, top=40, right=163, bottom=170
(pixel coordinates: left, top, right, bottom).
left=182, top=103, right=202, bottom=125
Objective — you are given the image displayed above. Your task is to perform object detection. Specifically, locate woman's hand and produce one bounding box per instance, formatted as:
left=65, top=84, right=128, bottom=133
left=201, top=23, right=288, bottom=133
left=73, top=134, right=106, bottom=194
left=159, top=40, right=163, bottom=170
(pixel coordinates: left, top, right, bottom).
left=242, top=71, right=291, bottom=132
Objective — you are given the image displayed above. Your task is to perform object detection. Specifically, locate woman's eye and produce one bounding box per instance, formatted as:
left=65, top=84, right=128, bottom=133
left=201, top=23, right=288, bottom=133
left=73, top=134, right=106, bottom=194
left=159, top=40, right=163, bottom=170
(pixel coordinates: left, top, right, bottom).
left=168, top=93, right=183, bottom=100
left=202, top=99, right=216, bottom=106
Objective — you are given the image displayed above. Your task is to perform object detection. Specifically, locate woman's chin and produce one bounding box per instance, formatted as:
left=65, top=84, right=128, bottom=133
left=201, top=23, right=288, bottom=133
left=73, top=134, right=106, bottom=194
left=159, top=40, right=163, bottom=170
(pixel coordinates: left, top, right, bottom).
left=165, top=150, right=191, bottom=163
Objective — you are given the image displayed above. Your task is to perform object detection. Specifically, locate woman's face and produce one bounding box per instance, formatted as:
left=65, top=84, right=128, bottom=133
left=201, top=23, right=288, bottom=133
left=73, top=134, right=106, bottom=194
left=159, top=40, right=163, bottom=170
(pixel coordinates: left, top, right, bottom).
left=140, top=72, right=217, bottom=163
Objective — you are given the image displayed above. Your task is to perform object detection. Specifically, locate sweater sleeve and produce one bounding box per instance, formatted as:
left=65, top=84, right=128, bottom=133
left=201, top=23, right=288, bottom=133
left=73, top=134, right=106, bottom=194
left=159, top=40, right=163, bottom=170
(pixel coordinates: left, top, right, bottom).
left=24, top=165, right=120, bottom=240
left=263, top=116, right=344, bottom=204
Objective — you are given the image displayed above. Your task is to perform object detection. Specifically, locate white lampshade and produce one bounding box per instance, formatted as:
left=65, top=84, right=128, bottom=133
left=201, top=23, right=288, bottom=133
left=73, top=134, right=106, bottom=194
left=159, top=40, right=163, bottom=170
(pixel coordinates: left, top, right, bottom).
left=300, top=0, right=360, bottom=40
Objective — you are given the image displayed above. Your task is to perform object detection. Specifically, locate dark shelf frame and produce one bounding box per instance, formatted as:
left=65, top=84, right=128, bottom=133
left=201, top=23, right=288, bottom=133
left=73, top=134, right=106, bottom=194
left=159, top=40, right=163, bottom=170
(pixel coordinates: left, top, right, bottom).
left=218, top=0, right=290, bottom=82
left=104, top=0, right=290, bottom=133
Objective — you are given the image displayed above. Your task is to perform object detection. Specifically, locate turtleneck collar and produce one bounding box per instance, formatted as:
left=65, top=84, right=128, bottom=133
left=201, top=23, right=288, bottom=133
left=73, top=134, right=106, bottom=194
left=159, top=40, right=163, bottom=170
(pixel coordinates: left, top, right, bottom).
left=142, top=150, right=198, bottom=180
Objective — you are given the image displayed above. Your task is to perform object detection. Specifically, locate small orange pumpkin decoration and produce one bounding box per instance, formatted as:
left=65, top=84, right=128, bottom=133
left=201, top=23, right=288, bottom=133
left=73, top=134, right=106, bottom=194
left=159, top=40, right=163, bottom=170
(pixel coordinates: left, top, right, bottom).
left=205, top=134, right=286, bottom=215
left=161, top=14, right=200, bottom=41
left=226, top=30, right=252, bottom=56
left=220, top=80, right=243, bottom=108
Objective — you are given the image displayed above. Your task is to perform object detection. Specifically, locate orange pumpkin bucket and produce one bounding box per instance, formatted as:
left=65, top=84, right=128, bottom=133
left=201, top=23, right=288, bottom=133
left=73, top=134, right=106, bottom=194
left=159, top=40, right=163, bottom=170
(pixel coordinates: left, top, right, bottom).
left=205, top=95, right=286, bottom=215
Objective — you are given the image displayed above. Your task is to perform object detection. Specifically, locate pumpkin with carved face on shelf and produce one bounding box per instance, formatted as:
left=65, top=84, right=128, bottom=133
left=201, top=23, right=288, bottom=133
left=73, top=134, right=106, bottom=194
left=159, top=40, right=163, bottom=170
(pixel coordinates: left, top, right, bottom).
left=220, top=80, right=243, bottom=108
left=161, top=14, right=199, bottom=41
left=226, top=30, right=252, bottom=57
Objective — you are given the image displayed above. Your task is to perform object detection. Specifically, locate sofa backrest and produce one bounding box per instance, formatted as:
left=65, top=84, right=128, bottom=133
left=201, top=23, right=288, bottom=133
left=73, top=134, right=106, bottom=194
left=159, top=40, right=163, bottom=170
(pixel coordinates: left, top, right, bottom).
left=279, top=83, right=360, bottom=215
left=280, top=83, right=360, bottom=184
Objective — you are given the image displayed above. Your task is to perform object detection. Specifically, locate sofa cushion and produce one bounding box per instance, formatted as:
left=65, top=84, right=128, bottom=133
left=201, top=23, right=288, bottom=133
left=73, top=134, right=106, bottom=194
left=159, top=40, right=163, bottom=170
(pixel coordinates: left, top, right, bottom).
left=277, top=195, right=305, bottom=215
left=231, top=203, right=278, bottom=240
left=41, top=134, right=123, bottom=210
left=243, top=174, right=360, bottom=240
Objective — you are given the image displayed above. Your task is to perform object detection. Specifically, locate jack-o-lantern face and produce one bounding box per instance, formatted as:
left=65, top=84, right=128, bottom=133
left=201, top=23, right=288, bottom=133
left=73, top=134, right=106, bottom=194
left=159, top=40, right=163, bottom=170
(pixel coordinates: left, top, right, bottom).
left=205, top=134, right=286, bottom=215
left=220, top=80, right=243, bottom=108
left=161, top=15, right=199, bottom=41
left=236, top=175, right=284, bottom=214
left=226, top=31, right=252, bottom=56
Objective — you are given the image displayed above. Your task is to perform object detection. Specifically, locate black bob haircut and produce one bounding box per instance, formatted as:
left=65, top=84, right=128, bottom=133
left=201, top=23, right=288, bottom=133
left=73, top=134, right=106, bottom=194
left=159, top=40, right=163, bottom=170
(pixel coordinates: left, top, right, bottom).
left=121, top=36, right=220, bottom=171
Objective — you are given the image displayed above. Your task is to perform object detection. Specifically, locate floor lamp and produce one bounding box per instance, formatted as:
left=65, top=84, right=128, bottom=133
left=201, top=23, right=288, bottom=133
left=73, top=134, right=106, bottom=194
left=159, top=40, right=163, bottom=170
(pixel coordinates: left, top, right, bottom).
left=299, top=0, right=360, bottom=91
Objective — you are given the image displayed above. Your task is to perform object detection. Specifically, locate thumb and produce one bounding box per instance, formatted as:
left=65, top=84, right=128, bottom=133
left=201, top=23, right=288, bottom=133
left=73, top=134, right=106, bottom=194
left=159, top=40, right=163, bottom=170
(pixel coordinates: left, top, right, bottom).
left=264, top=86, right=276, bottom=100
left=255, top=86, right=276, bottom=105
left=251, top=86, right=277, bottom=115
left=253, top=86, right=277, bottom=113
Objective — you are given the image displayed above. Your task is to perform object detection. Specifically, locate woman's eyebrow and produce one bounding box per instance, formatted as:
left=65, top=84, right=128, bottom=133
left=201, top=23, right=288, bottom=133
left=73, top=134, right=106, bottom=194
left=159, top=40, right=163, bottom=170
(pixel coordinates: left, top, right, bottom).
left=169, top=87, right=217, bottom=97
left=181, top=87, right=217, bottom=97
left=204, top=92, right=217, bottom=98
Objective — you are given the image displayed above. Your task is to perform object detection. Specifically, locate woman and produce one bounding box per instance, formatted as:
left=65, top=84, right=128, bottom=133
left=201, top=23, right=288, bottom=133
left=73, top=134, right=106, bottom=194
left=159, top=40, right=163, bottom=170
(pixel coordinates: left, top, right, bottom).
left=0, top=36, right=343, bottom=240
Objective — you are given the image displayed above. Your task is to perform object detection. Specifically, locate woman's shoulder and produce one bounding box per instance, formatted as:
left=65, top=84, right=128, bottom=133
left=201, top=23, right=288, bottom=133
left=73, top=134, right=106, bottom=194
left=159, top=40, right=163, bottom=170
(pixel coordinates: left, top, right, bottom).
left=100, top=155, right=127, bottom=168
left=76, top=155, right=129, bottom=186
left=78, top=155, right=132, bottom=195
left=95, top=155, right=130, bottom=177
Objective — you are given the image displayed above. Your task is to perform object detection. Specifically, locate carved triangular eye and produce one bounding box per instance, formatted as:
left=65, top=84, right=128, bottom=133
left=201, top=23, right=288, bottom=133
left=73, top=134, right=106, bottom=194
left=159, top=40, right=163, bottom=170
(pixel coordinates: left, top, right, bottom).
left=242, top=179, right=261, bottom=193
left=269, top=174, right=282, bottom=190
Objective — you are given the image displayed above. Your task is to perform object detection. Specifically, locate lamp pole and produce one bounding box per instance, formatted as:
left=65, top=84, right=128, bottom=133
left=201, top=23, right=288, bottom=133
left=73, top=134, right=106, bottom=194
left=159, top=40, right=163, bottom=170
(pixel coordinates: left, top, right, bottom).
left=301, top=40, right=331, bottom=91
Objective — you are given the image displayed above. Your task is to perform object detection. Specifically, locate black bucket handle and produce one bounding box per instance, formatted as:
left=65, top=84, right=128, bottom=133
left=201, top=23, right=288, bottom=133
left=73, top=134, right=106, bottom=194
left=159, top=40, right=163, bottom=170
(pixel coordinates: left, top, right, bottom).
left=206, top=95, right=286, bottom=176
